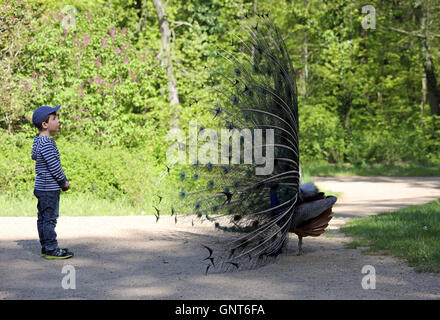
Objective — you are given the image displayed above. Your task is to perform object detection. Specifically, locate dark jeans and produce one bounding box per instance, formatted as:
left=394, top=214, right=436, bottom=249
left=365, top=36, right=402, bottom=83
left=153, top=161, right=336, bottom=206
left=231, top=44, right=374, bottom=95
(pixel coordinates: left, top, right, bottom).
left=34, top=189, right=60, bottom=251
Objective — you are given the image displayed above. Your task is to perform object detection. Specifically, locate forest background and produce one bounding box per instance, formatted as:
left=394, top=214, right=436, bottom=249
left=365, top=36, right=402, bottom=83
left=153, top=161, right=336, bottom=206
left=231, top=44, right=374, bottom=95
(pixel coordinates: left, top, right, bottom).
left=1, top=0, right=439, bottom=215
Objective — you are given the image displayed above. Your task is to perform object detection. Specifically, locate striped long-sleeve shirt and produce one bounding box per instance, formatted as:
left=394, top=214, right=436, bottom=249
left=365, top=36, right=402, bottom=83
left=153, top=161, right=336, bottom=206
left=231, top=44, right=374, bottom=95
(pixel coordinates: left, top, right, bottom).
left=31, top=135, right=68, bottom=191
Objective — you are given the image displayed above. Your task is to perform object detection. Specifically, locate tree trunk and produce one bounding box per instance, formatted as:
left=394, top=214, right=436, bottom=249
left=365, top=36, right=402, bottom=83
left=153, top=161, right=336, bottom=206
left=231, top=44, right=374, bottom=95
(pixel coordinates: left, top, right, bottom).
left=152, top=0, right=180, bottom=128
left=389, top=0, right=440, bottom=116
left=135, top=0, right=147, bottom=34
left=302, top=0, right=308, bottom=98
left=421, top=0, right=440, bottom=115
left=423, top=42, right=440, bottom=115
left=303, top=30, right=308, bottom=98
left=422, top=70, right=427, bottom=113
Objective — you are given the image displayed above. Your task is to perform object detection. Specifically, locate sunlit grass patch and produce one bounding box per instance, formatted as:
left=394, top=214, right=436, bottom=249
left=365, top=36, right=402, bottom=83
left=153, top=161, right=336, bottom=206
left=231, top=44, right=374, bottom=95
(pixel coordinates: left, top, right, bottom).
left=302, top=162, right=440, bottom=177
left=341, top=199, right=440, bottom=273
left=0, top=193, right=152, bottom=217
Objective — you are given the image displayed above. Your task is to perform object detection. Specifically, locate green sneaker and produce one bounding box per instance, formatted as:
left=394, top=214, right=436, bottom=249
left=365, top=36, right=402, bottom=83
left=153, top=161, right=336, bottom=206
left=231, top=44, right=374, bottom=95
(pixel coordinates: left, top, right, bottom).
left=41, top=247, right=71, bottom=257
left=44, top=248, right=73, bottom=260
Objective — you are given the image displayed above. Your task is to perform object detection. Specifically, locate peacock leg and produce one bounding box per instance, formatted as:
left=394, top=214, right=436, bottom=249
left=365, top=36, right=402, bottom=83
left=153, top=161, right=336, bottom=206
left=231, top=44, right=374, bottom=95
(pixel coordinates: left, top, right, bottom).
left=297, top=236, right=303, bottom=256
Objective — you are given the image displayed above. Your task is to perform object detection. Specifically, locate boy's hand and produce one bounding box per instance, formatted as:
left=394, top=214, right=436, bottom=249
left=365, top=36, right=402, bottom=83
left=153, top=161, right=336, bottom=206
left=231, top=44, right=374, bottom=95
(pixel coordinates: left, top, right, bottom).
left=62, top=181, right=70, bottom=191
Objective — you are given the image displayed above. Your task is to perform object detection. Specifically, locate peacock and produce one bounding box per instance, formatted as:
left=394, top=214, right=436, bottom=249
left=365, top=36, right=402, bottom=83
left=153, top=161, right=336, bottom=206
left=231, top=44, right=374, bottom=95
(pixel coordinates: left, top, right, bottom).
left=160, top=14, right=337, bottom=273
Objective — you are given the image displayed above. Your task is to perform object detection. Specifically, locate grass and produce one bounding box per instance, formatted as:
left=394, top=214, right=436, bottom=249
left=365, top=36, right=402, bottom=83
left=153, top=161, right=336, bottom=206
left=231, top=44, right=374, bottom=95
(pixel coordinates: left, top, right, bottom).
left=340, top=199, right=440, bottom=273
left=302, top=162, right=440, bottom=177
left=0, top=193, right=152, bottom=217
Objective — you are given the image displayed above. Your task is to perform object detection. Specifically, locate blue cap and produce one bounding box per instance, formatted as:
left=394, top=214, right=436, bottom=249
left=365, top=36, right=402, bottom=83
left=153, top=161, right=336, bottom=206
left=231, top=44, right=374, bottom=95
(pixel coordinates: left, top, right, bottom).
left=32, top=105, right=61, bottom=128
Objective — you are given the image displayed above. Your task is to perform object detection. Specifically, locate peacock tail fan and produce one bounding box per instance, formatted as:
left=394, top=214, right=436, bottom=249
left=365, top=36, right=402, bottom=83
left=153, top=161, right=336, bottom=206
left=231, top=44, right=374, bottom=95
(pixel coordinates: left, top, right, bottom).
left=165, top=14, right=300, bottom=273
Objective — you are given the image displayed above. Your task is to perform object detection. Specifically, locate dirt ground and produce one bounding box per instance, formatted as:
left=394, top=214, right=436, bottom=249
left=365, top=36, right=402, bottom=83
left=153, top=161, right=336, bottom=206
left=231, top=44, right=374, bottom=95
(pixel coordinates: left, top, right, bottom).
left=1, top=176, right=439, bottom=300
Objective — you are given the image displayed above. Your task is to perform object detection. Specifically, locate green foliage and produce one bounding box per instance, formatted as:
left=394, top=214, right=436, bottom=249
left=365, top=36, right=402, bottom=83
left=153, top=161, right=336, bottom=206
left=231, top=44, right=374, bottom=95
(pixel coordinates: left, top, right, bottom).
left=299, top=103, right=346, bottom=163
left=0, top=131, right=186, bottom=215
left=303, top=161, right=440, bottom=177
left=1, top=0, right=440, bottom=212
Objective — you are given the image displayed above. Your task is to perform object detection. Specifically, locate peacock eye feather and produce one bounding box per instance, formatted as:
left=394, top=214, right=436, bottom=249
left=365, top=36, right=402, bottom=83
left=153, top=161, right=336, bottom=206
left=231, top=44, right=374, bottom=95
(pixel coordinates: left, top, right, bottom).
left=235, top=69, right=241, bottom=77
left=193, top=173, right=200, bottom=179
left=180, top=172, right=186, bottom=180
left=180, top=191, right=186, bottom=198
left=195, top=203, right=201, bottom=209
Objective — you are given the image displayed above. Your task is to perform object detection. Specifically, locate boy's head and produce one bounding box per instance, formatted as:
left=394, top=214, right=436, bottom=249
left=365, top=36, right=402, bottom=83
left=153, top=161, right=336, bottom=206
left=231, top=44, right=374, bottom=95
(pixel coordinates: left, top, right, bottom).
left=32, top=105, right=61, bottom=135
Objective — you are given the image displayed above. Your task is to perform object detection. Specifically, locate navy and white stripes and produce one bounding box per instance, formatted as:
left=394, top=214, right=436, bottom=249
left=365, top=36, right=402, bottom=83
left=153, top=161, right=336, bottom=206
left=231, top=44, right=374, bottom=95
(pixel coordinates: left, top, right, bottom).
left=31, top=135, right=68, bottom=191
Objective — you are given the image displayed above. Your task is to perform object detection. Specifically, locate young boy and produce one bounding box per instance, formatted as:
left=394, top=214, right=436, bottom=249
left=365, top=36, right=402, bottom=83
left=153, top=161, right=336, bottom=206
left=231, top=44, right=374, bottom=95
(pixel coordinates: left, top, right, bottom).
left=31, top=105, right=73, bottom=259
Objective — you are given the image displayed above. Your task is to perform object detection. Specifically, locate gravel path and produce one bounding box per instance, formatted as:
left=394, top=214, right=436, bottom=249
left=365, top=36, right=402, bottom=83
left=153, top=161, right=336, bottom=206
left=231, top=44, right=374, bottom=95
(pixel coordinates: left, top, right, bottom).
left=1, top=176, right=440, bottom=300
